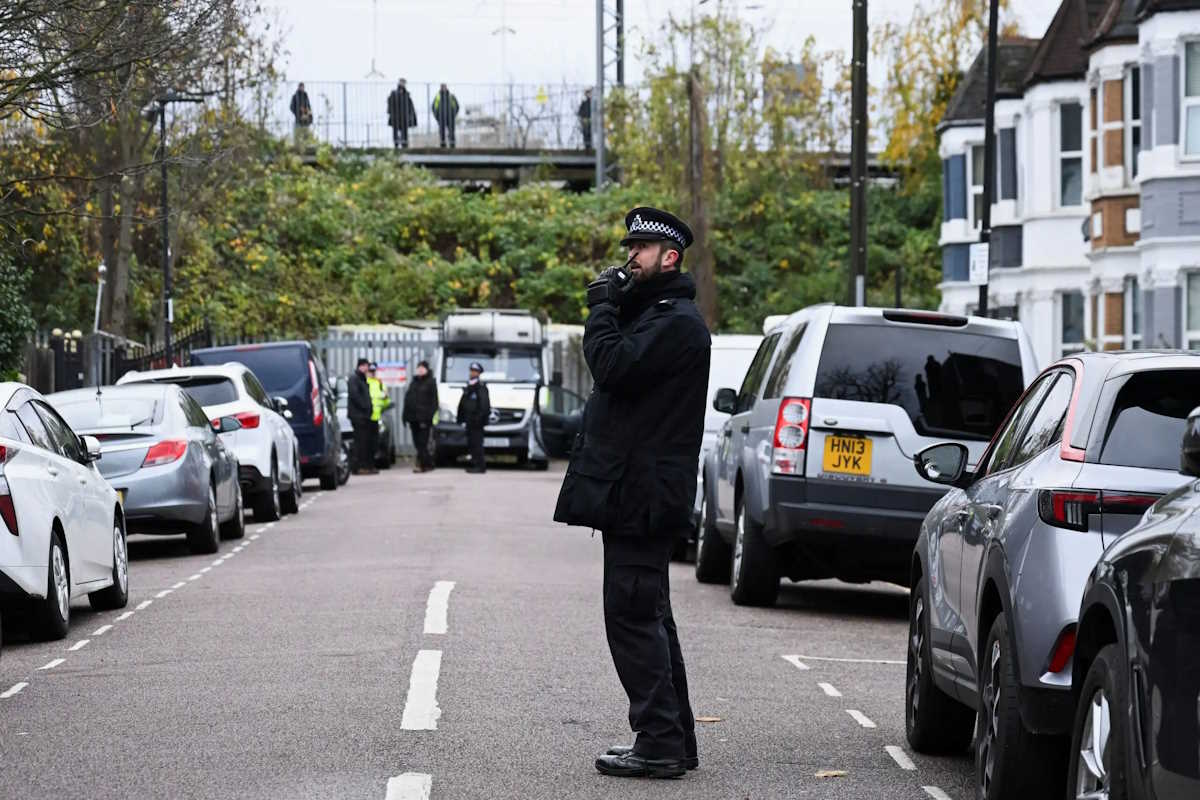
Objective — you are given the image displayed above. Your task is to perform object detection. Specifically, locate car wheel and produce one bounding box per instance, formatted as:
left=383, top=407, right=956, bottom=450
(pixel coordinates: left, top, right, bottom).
left=322, top=449, right=341, bottom=490
left=280, top=455, right=301, bottom=515
left=1066, top=644, right=1127, bottom=800
left=975, top=613, right=1067, bottom=800
left=730, top=502, right=779, bottom=607
left=906, top=577, right=973, bottom=753
left=254, top=459, right=283, bottom=521
left=187, top=484, right=222, bottom=554
left=695, top=492, right=732, bottom=584
left=35, top=531, right=71, bottom=640
left=220, top=483, right=246, bottom=540
left=89, top=518, right=129, bottom=611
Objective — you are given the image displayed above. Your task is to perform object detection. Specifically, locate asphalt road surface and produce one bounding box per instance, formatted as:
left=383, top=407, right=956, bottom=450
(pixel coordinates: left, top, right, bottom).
left=0, top=463, right=976, bottom=799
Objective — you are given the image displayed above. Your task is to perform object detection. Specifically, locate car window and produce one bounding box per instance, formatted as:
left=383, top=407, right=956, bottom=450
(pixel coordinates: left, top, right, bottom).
left=1009, top=373, right=1074, bottom=467
left=34, top=401, right=83, bottom=462
left=55, top=393, right=163, bottom=430
left=178, top=392, right=211, bottom=429
left=763, top=324, right=807, bottom=400
left=193, top=346, right=307, bottom=394
left=0, top=410, right=29, bottom=443
left=14, top=402, right=54, bottom=451
left=736, top=333, right=781, bottom=413
left=543, top=386, right=585, bottom=415
left=985, top=373, right=1059, bottom=474
left=169, top=377, right=238, bottom=406
left=814, top=323, right=1025, bottom=441
left=1099, top=370, right=1200, bottom=471
left=243, top=373, right=271, bottom=406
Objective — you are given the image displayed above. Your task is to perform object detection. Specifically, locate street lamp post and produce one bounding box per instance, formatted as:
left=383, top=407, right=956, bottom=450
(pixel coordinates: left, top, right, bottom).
left=977, top=0, right=1000, bottom=317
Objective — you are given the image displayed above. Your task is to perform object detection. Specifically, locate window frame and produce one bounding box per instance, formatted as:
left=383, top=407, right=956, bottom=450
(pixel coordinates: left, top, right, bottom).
left=1183, top=39, right=1200, bottom=160
left=735, top=332, right=781, bottom=414
left=1060, top=290, right=1087, bottom=356
left=1125, top=65, right=1141, bottom=181
left=967, top=143, right=986, bottom=231
left=33, top=400, right=84, bottom=463
left=1057, top=101, right=1085, bottom=208
left=1185, top=272, right=1200, bottom=350
left=1008, top=371, right=1075, bottom=468
left=982, top=371, right=1060, bottom=476
left=763, top=323, right=807, bottom=399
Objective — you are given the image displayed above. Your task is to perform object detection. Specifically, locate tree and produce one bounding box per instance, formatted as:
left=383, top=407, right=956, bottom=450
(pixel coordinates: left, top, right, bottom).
left=0, top=252, right=35, bottom=378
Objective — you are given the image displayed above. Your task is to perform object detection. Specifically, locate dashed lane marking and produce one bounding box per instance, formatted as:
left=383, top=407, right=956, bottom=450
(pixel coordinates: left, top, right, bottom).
left=116, top=611, right=134, bottom=621
left=818, top=682, right=842, bottom=697
left=846, top=710, right=877, bottom=729
left=400, top=650, right=443, bottom=731
left=188, top=573, right=203, bottom=581
left=171, top=581, right=186, bottom=589
left=154, top=589, right=173, bottom=599
left=781, top=655, right=810, bottom=671
left=92, top=624, right=113, bottom=636
left=136, top=600, right=153, bottom=610
left=885, top=746, right=916, bottom=771
left=200, top=567, right=212, bottom=573
left=69, top=639, right=90, bottom=652
left=210, top=559, right=224, bottom=567
left=38, top=658, right=65, bottom=670
left=385, top=773, right=433, bottom=800
left=423, top=581, right=456, bottom=635
left=790, top=654, right=905, bottom=666
left=923, top=787, right=952, bottom=800
left=1, top=683, right=28, bottom=699
left=249, top=534, right=260, bottom=541
left=254, top=527, right=267, bottom=534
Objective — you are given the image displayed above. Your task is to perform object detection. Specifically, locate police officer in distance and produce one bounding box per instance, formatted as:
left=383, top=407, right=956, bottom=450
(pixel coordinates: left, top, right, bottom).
left=554, top=207, right=711, bottom=779
left=457, top=361, right=491, bottom=474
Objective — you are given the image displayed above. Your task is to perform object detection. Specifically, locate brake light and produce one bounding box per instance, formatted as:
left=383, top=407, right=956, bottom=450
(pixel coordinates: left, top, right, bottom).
left=1098, top=492, right=1161, bottom=515
left=142, top=439, right=188, bottom=468
left=771, top=397, right=811, bottom=475
left=309, top=361, right=323, bottom=426
left=234, top=412, right=260, bottom=429
left=1046, top=626, right=1077, bottom=674
left=1037, top=489, right=1161, bottom=532
left=0, top=476, right=17, bottom=536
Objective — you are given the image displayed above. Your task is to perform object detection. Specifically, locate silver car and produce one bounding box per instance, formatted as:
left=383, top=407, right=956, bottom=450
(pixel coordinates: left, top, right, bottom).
left=906, top=351, right=1200, bottom=800
left=49, top=384, right=244, bottom=555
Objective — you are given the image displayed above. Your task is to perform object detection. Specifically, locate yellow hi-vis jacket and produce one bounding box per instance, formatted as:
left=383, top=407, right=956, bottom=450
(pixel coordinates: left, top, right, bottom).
left=368, top=376, right=391, bottom=422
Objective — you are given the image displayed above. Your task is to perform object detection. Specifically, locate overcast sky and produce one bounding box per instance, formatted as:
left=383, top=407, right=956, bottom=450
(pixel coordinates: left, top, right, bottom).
left=264, top=0, right=1057, bottom=88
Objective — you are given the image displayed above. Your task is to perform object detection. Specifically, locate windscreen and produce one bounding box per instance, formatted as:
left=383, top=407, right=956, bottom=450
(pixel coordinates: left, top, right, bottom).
left=1099, top=370, right=1200, bottom=471
left=193, top=347, right=307, bottom=394
left=163, top=377, right=238, bottom=407
left=443, top=348, right=541, bottom=383
left=54, top=394, right=163, bottom=431
left=814, top=324, right=1024, bottom=441
left=705, top=346, right=760, bottom=430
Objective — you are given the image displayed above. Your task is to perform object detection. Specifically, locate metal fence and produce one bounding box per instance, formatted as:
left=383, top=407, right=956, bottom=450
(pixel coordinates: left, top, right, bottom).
left=250, top=80, right=592, bottom=150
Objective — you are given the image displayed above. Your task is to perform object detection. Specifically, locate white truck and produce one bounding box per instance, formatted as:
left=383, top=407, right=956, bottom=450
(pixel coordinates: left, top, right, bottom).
left=433, top=309, right=582, bottom=469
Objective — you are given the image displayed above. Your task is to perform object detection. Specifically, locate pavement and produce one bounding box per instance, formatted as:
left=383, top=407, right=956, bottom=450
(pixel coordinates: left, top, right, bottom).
left=0, top=462, right=976, bottom=799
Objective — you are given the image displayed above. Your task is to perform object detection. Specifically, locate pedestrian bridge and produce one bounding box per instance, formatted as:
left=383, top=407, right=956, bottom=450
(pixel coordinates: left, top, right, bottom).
left=296, top=147, right=598, bottom=190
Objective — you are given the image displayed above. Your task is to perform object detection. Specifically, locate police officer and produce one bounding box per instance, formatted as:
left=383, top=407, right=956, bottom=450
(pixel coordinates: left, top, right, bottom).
left=367, top=362, right=392, bottom=467
left=348, top=358, right=375, bottom=475
left=554, top=207, right=711, bottom=779
left=457, top=361, right=490, bottom=474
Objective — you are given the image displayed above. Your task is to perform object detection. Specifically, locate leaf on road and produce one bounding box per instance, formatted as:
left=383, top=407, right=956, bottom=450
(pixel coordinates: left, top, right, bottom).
left=695, top=715, right=723, bottom=723
left=814, top=770, right=848, bottom=779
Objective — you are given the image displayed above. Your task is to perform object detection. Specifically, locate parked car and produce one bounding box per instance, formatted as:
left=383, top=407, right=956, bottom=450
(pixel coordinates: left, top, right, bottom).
left=51, top=383, right=244, bottom=554
left=906, top=352, right=1200, bottom=800
left=693, top=306, right=1038, bottom=605
left=191, top=342, right=342, bottom=490
left=334, top=376, right=397, bottom=469
left=117, top=364, right=301, bottom=521
left=0, top=383, right=128, bottom=640
left=1065, top=406, right=1200, bottom=800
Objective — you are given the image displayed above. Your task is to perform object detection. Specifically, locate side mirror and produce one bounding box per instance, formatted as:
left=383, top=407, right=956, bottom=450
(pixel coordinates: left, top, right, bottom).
left=713, top=387, right=737, bottom=415
left=213, top=416, right=243, bottom=434
left=1181, top=406, right=1200, bottom=477
left=914, top=442, right=970, bottom=487
left=273, top=396, right=289, bottom=412
left=81, top=435, right=102, bottom=463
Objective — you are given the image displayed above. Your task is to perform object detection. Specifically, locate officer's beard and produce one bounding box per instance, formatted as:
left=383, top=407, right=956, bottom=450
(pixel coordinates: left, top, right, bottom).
left=630, top=249, right=673, bottom=284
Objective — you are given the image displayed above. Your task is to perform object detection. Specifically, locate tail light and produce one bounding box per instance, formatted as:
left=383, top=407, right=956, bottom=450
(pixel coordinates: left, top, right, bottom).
left=0, top=475, right=16, bottom=536
left=233, top=412, right=260, bottom=429
left=1045, top=625, right=1077, bottom=674
left=771, top=397, right=811, bottom=475
left=309, top=361, right=323, bottom=426
left=142, top=439, right=188, bottom=468
left=1037, top=489, right=1160, bottom=532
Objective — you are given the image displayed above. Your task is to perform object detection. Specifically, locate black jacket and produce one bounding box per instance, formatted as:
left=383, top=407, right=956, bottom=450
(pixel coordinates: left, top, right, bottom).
left=403, top=373, right=438, bottom=424
left=290, top=90, right=312, bottom=124
left=388, top=88, right=418, bottom=129
left=554, top=271, right=711, bottom=536
left=457, top=380, right=490, bottom=428
left=348, top=371, right=372, bottom=421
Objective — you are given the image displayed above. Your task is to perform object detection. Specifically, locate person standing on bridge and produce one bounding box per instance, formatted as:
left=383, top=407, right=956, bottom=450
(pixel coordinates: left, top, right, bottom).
left=387, top=78, right=418, bottom=150
left=554, top=207, right=709, bottom=780
left=432, top=83, right=459, bottom=149
left=289, top=82, right=313, bottom=147
left=578, top=88, right=593, bottom=150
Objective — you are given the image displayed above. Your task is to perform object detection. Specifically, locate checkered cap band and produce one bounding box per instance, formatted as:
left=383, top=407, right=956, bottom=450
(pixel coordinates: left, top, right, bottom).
left=629, top=214, right=683, bottom=244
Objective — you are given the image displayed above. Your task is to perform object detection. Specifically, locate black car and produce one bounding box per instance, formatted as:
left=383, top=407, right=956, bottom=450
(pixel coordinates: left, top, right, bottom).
left=1067, top=407, right=1200, bottom=800
left=191, top=342, right=342, bottom=490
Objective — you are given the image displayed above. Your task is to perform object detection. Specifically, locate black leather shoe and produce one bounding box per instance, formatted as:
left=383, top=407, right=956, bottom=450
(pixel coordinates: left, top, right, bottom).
left=606, top=744, right=698, bottom=770
left=595, top=751, right=686, bottom=779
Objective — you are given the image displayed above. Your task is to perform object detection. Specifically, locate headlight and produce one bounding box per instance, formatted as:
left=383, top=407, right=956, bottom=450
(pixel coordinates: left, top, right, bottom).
left=439, top=405, right=456, bottom=423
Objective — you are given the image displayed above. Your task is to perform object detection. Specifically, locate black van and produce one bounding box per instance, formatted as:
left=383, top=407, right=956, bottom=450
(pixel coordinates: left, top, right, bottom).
left=191, top=342, right=343, bottom=489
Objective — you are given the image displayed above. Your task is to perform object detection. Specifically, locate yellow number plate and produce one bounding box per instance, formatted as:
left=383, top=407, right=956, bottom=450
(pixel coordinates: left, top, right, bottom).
left=822, top=435, right=872, bottom=476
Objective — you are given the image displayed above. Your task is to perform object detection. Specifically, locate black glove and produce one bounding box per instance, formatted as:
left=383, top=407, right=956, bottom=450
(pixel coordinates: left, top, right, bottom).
left=586, top=265, right=634, bottom=307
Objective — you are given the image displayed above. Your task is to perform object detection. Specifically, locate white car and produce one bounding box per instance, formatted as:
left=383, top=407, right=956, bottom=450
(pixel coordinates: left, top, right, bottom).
left=118, top=365, right=301, bottom=522
left=0, top=383, right=128, bottom=641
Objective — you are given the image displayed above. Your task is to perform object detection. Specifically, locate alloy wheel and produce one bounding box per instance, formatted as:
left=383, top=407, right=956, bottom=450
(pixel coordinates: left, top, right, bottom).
left=908, top=596, right=925, bottom=722
left=270, top=463, right=280, bottom=516
left=208, top=487, right=219, bottom=542
left=697, top=496, right=709, bottom=552
left=1074, top=688, right=1111, bottom=800
left=51, top=543, right=69, bottom=623
left=732, top=507, right=745, bottom=587
left=113, top=524, right=128, bottom=594
left=977, top=639, right=1003, bottom=795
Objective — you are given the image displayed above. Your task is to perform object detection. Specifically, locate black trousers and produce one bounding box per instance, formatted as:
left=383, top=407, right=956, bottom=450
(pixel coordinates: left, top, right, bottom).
left=466, top=423, right=485, bottom=470
left=437, top=121, right=456, bottom=148
left=367, top=420, right=380, bottom=465
left=392, top=125, right=409, bottom=148
left=602, top=532, right=696, bottom=760
left=410, top=422, right=433, bottom=469
left=351, top=418, right=372, bottom=469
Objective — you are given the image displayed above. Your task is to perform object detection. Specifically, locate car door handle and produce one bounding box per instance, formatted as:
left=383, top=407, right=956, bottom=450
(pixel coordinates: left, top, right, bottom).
left=740, top=425, right=750, bottom=434
left=723, top=429, right=732, bottom=438
left=46, top=466, right=59, bottom=477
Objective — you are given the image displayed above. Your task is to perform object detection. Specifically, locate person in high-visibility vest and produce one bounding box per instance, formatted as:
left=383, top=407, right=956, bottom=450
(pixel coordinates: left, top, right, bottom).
left=367, top=362, right=391, bottom=468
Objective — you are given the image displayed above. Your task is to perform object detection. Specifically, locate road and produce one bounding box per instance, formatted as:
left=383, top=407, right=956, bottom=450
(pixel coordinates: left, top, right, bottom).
left=0, top=463, right=976, bottom=799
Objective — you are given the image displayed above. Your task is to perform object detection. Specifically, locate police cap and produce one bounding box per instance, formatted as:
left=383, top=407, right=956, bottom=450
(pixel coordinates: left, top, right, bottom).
left=469, top=361, right=484, bottom=373
left=620, top=207, right=694, bottom=250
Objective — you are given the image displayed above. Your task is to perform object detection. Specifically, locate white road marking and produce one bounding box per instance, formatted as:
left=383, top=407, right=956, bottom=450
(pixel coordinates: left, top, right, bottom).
left=69, top=639, right=90, bottom=651
left=886, top=746, right=916, bottom=771
left=154, top=589, right=173, bottom=599
left=385, top=773, right=433, bottom=800
left=92, top=624, right=113, bottom=636
left=781, top=655, right=810, bottom=671
left=210, top=559, right=224, bottom=567
left=818, top=682, right=842, bottom=697
left=233, top=546, right=244, bottom=552
left=254, top=527, right=267, bottom=534
left=923, top=787, right=952, bottom=800
left=116, top=611, right=134, bottom=621
left=423, top=581, right=456, bottom=635
left=188, top=573, right=203, bottom=581
left=249, top=534, right=260, bottom=541
left=38, top=658, right=65, bottom=670
left=136, top=600, right=152, bottom=611
left=200, top=567, right=212, bottom=573
left=400, top=650, right=443, bottom=730
left=790, top=654, right=905, bottom=666
left=846, top=710, right=877, bottom=729
left=0, top=682, right=28, bottom=699
left=171, top=581, right=186, bottom=589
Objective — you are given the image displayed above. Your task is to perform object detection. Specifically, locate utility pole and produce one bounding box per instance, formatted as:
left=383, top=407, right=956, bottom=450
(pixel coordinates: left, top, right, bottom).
left=594, top=0, right=625, bottom=188
left=689, top=69, right=716, bottom=328
left=848, top=0, right=868, bottom=306
left=159, top=102, right=172, bottom=364
left=978, top=0, right=999, bottom=317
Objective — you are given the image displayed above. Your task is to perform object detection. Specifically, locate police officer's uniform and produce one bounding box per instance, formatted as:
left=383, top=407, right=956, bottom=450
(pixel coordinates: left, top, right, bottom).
left=554, top=207, right=711, bottom=779
left=457, top=361, right=491, bottom=473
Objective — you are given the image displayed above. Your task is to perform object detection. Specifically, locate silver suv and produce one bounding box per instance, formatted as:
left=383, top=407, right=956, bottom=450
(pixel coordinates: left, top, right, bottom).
left=693, top=305, right=1038, bottom=605
left=906, top=352, right=1200, bottom=800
